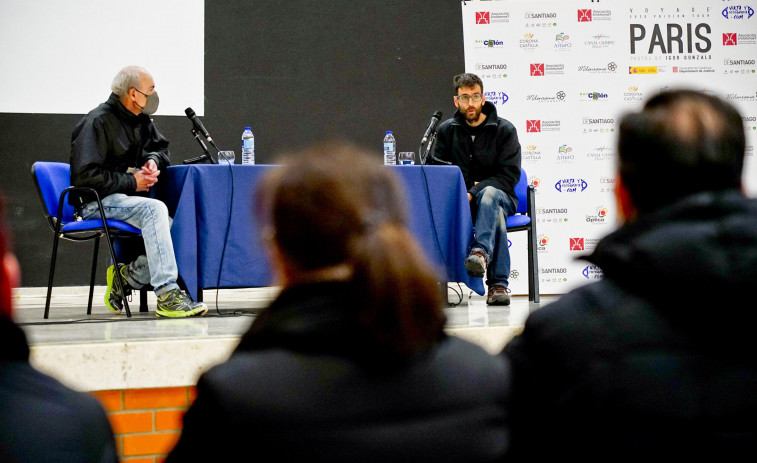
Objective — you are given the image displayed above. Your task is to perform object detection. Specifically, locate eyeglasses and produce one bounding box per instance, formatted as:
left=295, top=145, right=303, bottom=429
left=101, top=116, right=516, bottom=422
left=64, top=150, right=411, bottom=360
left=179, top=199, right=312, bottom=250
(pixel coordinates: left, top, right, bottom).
left=455, top=94, right=483, bottom=104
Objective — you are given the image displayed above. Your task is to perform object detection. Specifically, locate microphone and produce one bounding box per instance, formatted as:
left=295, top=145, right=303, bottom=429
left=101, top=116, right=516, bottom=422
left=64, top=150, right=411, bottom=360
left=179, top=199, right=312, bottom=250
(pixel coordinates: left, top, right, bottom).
left=185, top=107, right=219, bottom=151
left=421, top=111, right=443, bottom=144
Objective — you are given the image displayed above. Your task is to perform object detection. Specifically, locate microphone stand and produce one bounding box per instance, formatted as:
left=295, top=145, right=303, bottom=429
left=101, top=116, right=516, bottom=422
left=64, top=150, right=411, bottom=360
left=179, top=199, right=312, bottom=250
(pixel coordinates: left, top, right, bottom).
left=420, top=132, right=449, bottom=165
left=183, top=128, right=218, bottom=164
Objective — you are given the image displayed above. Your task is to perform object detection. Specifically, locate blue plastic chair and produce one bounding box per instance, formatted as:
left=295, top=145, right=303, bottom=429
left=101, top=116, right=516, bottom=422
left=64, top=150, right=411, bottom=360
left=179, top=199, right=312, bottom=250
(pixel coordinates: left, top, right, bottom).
left=505, top=167, right=540, bottom=302
left=31, top=162, right=142, bottom=318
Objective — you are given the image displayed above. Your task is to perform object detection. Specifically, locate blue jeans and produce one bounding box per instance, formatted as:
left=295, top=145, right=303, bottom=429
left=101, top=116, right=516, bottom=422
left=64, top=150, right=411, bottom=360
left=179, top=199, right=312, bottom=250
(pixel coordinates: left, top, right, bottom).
left=80, top=194, right=179, bottom=297
left=471, top=186, right=516, bottom=288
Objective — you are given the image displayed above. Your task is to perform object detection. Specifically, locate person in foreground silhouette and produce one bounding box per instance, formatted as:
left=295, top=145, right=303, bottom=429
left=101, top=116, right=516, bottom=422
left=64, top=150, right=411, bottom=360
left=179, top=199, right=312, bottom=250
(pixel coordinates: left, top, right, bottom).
left=167, top=143, right=510, bottom=462
left=0, top=195, right=118, bottom=463
left=503, top=89, right=757, bottom=461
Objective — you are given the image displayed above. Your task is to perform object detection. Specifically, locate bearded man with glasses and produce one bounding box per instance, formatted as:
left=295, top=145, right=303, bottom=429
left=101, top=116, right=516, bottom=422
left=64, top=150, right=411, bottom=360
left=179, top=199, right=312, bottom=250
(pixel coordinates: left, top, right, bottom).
left=432, top=73, right=522, bottom=305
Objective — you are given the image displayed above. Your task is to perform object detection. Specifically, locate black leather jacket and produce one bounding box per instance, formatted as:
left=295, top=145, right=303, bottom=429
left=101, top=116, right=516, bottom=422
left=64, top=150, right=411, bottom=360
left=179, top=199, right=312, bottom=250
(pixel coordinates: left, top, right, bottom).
left=69, top=93, right=170, bottom=207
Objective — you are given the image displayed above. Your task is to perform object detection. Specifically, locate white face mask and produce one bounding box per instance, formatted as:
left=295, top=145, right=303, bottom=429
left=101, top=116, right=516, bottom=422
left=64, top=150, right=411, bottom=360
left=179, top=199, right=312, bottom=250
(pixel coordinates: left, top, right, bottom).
left=134, top=89, right=159, bottom=115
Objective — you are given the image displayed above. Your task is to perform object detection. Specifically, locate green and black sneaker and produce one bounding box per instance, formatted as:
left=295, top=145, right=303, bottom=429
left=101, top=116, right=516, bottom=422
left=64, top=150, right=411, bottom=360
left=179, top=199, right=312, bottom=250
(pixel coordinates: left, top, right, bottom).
left=105, top=264, right=132, bottom=313
left=156, top=288, right=208, bottom=318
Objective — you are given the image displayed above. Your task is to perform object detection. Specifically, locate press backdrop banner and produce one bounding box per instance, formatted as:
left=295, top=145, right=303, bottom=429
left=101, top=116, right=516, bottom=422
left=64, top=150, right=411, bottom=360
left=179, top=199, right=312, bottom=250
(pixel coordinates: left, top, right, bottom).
left=462, top=0, right=757, bottom=295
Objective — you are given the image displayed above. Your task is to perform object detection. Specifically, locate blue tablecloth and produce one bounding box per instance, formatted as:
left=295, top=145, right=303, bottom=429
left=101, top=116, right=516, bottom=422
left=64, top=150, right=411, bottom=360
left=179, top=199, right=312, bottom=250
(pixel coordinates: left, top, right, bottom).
left=159, top=164, right=485, bottom=300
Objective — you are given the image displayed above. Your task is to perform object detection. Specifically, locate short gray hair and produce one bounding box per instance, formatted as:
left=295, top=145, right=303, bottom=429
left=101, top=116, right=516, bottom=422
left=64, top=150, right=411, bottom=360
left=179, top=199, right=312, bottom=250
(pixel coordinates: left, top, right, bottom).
left=111, top=66, right=147, bottom=97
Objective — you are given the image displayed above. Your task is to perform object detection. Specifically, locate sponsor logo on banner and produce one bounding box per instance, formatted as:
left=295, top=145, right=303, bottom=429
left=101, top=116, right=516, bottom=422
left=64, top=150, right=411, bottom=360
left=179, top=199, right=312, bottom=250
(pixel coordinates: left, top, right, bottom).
left=570, top=237, right=601, bottom=251
left=583, top=265, right=604, bottom=280
left=599, top=176, right=616, bottom=193
left=727, top=92, right=757, bottom=102
left=531, top=63, right=565, bottom=75
left=585, top=33, right=616, bottom=49
left=578, top=9, right=612, bottom=22
left=541, top=267, right=568, bottom=284
left=554, top=33, right=572, bottom=50
left=582, top=117, right=615, bottom=133
left=555, top=178, right=589, bottom=193
left=476, top=12, right=490, bottom=24
left=524, top=11, right=558, bottom=28
left=747, top=146, right=755, bottom=157
left=587, top=206, right=609, bottom=224
left=629, top=66, right=659, bottom=74
left=673, top=64, right=716, bottom=73
left=721, top=5, right=755, bottom=20
left=537, top=207, right=568, bottom=224
left=580, top=91, right=609, bottom=101
left=556, top=144, right=574, bottom=163
left=520, top=33, right=540, bottom=50
left=538, top=235, right=549, bottom=253
left=527, top=119, right=560, bottom=132
left=587, top=146, right=614, bottom=161
left=522, top=145, right=542, bottom=162
left=509, top=269, right=519, bottom=281
left=525, top=91, right=566, bottom=103
left=484, top=91, right=509, bottom=105
left=529, top=176, right=541, bottom=189
left=476, top=11, right=511, bottom=24
left=724, top=33, right=757, bottom=45
left=723, top=58, right=757, bottom=75
left=624, top=86, right=644, bottom=102
left=577, top=62, right=617, bottom=74
left=475, top=39, right=505, bottom=48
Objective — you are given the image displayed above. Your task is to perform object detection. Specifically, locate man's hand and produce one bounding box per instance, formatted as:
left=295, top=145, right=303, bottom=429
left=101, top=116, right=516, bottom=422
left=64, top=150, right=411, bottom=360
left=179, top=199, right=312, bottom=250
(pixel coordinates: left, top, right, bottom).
left=134, top=160, right=160, bottom=192
left=141, top=159, right=159, bottom=177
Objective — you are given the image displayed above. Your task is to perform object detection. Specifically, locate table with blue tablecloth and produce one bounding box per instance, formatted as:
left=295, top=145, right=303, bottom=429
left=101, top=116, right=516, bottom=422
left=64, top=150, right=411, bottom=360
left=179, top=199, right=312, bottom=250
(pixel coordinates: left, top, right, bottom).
left=158, top=164, right=485, bottom=301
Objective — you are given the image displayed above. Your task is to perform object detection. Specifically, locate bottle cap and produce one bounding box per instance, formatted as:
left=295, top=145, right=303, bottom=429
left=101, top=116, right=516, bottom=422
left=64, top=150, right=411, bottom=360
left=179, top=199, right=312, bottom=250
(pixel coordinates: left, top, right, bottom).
left=245, top=127, right=251, bottom=130
left=386, top=131, right=392, bottom=134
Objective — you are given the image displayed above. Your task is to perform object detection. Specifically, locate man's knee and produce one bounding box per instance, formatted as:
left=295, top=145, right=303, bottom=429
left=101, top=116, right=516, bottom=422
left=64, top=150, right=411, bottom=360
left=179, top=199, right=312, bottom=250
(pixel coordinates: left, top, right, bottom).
left=476, top=186, right=502, bottom=208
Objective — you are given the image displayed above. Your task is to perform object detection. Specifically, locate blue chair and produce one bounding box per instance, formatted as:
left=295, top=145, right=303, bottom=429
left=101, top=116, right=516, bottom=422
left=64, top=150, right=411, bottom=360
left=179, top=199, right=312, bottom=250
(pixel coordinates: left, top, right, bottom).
left=506, top=167, right=539, bottom=302
left=32, top=162, right=143, bottom=318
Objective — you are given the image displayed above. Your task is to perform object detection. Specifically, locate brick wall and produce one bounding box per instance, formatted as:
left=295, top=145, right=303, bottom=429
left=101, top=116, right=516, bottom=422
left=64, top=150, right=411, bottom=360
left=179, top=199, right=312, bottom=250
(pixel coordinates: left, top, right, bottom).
left=91, top=387, right=197, bottom=463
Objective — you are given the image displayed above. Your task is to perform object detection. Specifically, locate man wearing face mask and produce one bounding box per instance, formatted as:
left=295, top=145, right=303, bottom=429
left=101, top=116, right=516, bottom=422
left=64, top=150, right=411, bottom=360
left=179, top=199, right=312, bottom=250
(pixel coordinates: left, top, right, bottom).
left=70, top=66, right=207, bottom=318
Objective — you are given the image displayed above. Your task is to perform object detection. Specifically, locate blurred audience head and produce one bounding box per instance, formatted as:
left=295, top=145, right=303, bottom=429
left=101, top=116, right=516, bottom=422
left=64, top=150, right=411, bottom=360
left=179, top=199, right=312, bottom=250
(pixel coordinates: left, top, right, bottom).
left=617, top=89, right=746, bottom=217
left=256, top=141, right=446, bottom=357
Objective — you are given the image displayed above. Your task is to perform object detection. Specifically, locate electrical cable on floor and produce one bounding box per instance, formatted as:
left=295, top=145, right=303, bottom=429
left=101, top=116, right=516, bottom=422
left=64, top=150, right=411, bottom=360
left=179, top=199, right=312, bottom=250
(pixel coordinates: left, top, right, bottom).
left=212, top=157, right=246, bottom=316
left=446, top=283, right=464, bottom=307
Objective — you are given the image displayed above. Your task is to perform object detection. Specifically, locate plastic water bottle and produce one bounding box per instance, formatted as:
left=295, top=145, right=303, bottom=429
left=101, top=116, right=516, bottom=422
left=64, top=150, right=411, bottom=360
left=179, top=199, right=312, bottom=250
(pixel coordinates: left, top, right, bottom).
left=383, top=131, right=396, bottom=165
left=241, top=127, right=255, bottom=165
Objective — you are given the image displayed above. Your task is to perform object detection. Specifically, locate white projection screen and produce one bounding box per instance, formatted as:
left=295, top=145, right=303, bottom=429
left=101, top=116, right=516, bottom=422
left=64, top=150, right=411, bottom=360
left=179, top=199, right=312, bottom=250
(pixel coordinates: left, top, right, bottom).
left=0, top=0, right=204, bottom=116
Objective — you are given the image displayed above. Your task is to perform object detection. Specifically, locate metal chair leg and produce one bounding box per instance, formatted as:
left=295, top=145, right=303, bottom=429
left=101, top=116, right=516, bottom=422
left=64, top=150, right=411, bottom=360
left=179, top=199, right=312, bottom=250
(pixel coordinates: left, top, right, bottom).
left=44, top=233, right=61, bottom=319
left=87, top=237, right=99, bottom=315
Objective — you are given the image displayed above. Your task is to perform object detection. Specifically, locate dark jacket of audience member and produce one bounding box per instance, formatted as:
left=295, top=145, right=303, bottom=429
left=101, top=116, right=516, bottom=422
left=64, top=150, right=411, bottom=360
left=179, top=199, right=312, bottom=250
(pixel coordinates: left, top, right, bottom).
left=0, top=319, right=119, bottom=463
left=0, top=197, right=118, bottom=463
left=167, top=143, right=510, bottom=462
left=503, top=90, right=757, bottom=461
